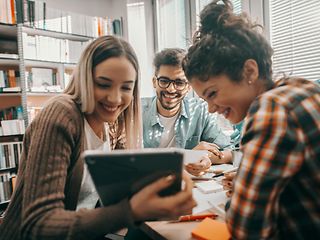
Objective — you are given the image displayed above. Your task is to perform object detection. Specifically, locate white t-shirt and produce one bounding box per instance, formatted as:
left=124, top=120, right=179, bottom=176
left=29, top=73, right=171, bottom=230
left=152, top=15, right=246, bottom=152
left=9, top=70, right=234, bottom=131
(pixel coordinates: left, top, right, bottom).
left=158, top=113, right=179, bottom=148
left=76, top=119, right=110, bottom=210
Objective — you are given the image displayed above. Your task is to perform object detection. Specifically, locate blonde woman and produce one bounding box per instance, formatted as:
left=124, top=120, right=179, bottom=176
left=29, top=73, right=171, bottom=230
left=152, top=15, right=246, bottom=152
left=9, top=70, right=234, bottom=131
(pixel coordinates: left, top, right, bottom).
left=0, top=35, right=195, bottom=240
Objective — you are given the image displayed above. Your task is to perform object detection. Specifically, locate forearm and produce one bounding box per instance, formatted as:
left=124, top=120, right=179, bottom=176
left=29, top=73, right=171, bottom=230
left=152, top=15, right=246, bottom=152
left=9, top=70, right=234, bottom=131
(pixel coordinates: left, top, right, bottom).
left=22, top=199, right=134, bottom=240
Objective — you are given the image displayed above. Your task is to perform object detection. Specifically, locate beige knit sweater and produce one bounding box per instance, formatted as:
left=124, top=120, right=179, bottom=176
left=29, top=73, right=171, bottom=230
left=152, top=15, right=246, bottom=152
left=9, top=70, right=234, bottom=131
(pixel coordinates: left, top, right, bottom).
left=0, top=95, right=134, bottom=240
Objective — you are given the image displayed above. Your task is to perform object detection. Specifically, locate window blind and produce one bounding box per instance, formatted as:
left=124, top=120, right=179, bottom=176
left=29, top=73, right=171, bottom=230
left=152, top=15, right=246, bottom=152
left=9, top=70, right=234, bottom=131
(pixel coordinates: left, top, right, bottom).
left=269, top=0, right=320, bottom=81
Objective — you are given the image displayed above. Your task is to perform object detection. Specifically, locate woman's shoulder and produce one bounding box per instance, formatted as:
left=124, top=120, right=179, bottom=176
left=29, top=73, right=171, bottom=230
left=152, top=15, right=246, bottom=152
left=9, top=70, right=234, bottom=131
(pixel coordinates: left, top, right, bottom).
left=33, top=94, right=83, bottom=125
left=256, top=77, right=319, bottom=111
left=42, top=94, right=82, bottom=115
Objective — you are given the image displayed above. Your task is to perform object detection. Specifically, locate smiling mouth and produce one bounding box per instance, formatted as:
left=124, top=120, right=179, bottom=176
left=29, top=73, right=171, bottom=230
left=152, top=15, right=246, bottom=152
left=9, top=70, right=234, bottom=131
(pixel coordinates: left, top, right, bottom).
left=101, top=103, right=119, bottom=112
left=162, top=92, right=179, bottom=100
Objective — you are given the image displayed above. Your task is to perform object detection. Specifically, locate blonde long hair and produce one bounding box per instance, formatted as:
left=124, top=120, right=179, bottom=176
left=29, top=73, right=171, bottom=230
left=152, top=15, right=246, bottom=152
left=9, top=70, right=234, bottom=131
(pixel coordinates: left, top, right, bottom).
left=64, top=35, right=142, bottom=149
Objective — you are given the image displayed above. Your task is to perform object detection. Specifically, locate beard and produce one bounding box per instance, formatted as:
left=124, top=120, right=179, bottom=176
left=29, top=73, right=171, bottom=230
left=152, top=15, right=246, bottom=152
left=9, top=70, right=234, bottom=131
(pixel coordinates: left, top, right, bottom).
left=158, top=91, right=183, bottom=110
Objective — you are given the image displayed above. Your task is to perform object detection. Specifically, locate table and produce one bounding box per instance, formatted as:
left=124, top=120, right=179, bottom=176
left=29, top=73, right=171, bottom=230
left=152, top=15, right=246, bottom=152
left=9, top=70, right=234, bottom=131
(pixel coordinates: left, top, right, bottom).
left=141, top=186, right=228, bottom=240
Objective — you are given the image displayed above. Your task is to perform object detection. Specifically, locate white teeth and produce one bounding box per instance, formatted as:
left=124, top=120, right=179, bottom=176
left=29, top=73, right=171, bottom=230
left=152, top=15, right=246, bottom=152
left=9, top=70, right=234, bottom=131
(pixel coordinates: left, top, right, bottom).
left=102, top=104, right=118, bottom=112
left=163, top=93, right=176, bottom=99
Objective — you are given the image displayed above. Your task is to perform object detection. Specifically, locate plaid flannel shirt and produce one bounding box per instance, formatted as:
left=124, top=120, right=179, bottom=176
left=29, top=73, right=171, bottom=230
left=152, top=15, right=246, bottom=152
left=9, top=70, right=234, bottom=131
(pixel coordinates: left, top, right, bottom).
left=226, top=78, right=320, bottom=239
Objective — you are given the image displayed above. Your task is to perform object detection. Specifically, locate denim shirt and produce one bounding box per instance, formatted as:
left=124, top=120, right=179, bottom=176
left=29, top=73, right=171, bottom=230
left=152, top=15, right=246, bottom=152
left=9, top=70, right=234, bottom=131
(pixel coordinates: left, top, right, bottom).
left=142, top=96, right=231, bottom=149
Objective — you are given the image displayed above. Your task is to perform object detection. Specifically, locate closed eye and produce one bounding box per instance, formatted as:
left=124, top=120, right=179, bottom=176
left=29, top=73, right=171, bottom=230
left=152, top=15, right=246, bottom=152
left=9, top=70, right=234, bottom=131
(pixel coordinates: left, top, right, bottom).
left=122, top=86, right=133, bottom=91
left=207, top=91, right=217, bottom=98
left=96, top=82, right=111, bottom=88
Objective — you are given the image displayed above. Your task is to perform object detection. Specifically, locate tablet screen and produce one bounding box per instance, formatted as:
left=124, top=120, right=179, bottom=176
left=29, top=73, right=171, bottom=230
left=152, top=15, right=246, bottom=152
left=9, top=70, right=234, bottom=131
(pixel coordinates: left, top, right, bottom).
left=84, top=149, right=183, bottom=206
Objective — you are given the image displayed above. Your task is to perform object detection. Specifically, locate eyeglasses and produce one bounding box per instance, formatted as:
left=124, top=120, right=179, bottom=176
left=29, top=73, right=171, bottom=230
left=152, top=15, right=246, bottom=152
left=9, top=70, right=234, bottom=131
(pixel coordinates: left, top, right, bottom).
left=155, top=76, right=188, bottom=91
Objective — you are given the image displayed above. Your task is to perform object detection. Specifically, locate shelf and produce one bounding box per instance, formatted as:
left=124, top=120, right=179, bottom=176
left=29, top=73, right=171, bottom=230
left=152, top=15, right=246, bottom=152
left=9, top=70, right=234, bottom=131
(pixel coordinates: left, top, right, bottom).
left=0, top=58, right=19, bottom=66
left=22, top=26, right=93, bottom=42
left=0, top=200, right=10, bottom=207
left=24, top=59, right=77, bottom=67
left=0, top=23, right=17, bottom=40
left=0, top=93, right=22, bottom=96
left=0, top=134, right=23, bottom=143
left=0, top=167, right=16, bottom=173
left=27, top=92, right=61, bottom=96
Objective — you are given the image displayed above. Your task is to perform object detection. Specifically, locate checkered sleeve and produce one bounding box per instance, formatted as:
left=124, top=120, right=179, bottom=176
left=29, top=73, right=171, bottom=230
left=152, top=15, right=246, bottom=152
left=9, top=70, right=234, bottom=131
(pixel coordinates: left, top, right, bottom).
left=226, top=96, right=304, bottom=239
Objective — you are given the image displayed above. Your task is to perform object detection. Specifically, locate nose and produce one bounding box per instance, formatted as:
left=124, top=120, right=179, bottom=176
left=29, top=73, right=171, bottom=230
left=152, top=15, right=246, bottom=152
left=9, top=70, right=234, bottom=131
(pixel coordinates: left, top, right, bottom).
left=166, top=82, right=176, bottom=93
left=107, top=88, right=122, bottom=104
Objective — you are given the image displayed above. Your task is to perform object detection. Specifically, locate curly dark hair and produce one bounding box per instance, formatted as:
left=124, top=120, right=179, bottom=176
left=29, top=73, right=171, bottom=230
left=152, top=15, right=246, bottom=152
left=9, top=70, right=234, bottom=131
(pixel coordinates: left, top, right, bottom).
left=153, top=48, right=186, bottom=75
left=183, top=0, right=273, bottom=87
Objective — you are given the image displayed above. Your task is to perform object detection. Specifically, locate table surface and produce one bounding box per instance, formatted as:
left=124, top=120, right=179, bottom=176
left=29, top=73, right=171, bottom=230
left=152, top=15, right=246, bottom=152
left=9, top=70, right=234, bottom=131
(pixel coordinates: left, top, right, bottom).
left=142, top=184, right=229, bottom=240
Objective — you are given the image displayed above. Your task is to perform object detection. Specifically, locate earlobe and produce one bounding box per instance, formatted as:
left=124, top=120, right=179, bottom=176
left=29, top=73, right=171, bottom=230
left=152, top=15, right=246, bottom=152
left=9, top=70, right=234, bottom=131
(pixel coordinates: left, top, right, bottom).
left=152, top=76, right=157, bottom=88
left=244, top=59, right=259, bottom=84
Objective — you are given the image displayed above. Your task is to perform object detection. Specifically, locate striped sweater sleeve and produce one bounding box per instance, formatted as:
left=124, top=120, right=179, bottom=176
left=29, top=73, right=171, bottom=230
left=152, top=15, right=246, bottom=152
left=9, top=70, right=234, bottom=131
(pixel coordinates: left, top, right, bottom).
left=15, top=97, right=135, bottom=239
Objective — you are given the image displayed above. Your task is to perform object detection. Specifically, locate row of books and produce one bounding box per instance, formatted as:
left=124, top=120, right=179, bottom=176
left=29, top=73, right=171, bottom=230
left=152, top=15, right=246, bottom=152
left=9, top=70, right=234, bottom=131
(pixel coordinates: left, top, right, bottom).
left=0, top=120, right=25, bottom=136
left=0, top=142, right=22, bottom=169
left=23, top=33, right=89, bottom=63
left=0, top=69, right=21, bottom=92
left=23, top=0, right=116, bottom=37
left=0, top=0, right=16, bottom=24
left=0, top=172, right=16, bottom=203
left=0, top=106, right=25, bottom=136
left=25, top=67, right=61, bottom=92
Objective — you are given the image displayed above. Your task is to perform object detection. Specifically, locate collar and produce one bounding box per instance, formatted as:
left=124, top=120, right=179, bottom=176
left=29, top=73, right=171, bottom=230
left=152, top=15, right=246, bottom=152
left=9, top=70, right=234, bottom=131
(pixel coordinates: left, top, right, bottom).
left=150, top=97, right=190, bottom=127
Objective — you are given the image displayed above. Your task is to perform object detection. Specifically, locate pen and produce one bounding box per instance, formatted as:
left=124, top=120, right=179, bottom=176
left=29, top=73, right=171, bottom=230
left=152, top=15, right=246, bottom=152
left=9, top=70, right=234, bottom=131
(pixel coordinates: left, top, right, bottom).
left=212, top=167, right=238, bottom=178
left=178, top=213, right=218, bottom=222
left=218, top=146, right=241, bottom=151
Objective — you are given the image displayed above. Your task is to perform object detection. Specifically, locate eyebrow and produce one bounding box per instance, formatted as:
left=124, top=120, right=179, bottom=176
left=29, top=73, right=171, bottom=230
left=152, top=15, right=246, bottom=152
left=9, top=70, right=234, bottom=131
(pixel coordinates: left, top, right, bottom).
left=158, top=76, right=187, bottom=81
left=96, top=76, right=135, bottom=84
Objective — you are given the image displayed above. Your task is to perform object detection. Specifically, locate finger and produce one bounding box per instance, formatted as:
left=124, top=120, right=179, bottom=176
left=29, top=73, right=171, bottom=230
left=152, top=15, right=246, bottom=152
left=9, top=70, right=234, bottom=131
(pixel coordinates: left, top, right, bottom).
left=201, top=141, right=219, bottom=149
left=208, top=149, right=223, bottom=159
left=223, top=184, right=232, bottom=191
left=185, top=166, right=205, bottom=176
left=142, top=175, right=175, bottom=195
left=176, top=199, right=197, bottom=216
left=224, top=172, right=237, bottom=180
left=226, top=190, right=233, bottom=198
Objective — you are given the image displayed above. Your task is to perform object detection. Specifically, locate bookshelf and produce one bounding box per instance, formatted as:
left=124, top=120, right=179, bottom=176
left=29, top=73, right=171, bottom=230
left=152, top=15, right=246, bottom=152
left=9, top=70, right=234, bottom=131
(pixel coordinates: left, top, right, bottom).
left=0, top=0, right=123, bottom=212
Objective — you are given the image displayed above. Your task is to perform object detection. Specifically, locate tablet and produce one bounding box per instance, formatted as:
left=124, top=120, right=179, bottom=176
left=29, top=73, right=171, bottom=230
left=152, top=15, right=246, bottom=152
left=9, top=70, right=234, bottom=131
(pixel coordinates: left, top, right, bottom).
left=84, top=149, right=183, bottom=206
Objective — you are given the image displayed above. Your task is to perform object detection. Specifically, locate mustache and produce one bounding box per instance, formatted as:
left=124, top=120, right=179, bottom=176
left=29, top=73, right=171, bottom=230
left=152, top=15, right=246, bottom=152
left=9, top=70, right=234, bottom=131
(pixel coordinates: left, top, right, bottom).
left=160, top=91, right=182, bottom=98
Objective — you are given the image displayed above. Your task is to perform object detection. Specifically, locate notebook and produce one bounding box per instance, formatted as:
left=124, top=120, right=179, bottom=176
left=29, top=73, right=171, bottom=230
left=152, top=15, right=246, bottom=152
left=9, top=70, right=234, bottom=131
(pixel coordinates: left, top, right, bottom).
left=192, top=218, right=231, bottom=240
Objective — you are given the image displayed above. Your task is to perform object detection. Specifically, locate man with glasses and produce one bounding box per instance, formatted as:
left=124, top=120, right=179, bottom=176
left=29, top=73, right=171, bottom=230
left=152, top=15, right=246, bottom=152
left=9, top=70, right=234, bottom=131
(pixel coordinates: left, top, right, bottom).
left=142, top=48, right=239, bottom=175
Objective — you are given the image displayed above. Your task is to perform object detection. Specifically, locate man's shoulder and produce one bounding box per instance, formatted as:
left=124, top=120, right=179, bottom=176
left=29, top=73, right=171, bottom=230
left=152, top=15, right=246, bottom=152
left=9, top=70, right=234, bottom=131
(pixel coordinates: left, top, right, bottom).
left=141, top=96, right=156, bottom=109
left=183, top=96, right=209, bottom=111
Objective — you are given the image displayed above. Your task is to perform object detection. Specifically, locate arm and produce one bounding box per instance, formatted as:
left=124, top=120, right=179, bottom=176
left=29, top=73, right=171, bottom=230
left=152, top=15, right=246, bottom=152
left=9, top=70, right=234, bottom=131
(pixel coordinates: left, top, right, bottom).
left=226, top=98, right=303, bottom=239
left=200, top=106, right=231, bottom=148
left=21, top=99, right=135, bottom=240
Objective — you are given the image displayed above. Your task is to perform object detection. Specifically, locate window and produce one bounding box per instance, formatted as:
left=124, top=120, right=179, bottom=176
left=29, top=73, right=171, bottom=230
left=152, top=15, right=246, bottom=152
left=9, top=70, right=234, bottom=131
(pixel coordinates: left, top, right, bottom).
left=269, top=0, right=320, bottom=81
left=155, top=0, right=188, bottom=50
left=127, top=1, right=154, bottom=97
left=196, top=0, right=241, bottom=17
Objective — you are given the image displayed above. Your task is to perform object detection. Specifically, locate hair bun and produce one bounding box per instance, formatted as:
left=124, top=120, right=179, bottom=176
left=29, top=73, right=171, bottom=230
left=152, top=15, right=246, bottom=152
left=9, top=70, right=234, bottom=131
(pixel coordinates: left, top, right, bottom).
left=199, top=0, right=233, bottom=35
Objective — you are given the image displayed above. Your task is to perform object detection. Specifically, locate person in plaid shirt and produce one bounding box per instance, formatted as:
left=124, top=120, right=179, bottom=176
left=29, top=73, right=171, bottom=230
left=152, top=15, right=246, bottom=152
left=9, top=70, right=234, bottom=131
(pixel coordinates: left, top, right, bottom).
left=183, top=0, right=320, bottom=239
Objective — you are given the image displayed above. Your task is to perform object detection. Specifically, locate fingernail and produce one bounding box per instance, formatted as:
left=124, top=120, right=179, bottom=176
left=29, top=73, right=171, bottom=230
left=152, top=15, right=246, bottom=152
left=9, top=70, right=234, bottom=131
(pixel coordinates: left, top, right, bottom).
left=165, top=175, right=175, bottom=182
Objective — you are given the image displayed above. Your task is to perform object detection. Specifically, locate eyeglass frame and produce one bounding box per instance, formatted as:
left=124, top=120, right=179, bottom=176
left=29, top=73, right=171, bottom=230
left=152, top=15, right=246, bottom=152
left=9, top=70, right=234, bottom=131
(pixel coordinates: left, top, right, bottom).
left=155, top=76, right=188, bottom=91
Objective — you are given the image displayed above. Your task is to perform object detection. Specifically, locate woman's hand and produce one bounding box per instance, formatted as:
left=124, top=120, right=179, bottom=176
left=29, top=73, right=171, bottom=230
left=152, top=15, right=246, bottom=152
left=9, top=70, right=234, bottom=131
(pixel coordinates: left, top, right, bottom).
left=222, top=172, right=236, bottom=197
left=130, top=173, right=197, bottom=222
left=185, top=156, right=211, bottom=176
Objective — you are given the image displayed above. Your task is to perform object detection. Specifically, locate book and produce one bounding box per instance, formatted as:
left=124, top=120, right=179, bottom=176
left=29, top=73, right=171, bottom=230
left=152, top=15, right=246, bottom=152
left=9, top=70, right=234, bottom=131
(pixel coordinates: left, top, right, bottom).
left=195, top=180, right=223, bottom=194
left=191, top=218, right=231, bottom=240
